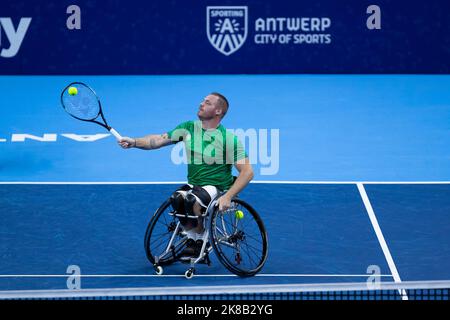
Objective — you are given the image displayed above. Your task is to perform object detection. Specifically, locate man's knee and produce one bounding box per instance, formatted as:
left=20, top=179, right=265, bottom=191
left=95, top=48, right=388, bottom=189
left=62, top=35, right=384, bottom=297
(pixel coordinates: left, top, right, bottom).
left=170, top=191, right=203, bottom=215
left=170, top=192, right=185, bottom=214
left=170, top=190, right=201, bottom=228
left=184, top=193, right=197, bottom=216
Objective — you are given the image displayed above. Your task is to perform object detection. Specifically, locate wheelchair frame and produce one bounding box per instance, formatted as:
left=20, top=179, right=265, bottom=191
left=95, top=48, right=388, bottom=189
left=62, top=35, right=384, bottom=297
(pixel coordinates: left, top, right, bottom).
left=144, top=193, right=268, bottom=279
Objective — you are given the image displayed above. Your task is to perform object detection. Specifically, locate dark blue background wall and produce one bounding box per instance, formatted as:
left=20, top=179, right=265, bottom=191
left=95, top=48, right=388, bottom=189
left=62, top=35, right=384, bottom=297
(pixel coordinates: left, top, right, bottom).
left=0, top=0, right=449, bottom=74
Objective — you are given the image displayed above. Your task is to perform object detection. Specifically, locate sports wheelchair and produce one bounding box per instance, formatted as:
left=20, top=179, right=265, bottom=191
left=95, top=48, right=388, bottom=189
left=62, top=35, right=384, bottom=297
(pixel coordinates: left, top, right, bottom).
left=144, top=192, right=268, bottom=279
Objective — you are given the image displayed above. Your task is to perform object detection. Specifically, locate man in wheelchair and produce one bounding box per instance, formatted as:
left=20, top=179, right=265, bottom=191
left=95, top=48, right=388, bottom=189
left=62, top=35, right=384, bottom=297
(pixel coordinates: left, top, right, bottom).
left=118, top=92, right=254, bottom=258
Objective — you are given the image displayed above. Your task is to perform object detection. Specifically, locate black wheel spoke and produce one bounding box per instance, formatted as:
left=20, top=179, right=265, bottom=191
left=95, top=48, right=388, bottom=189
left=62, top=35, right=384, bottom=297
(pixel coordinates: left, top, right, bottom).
left=243, top=232, right=264, bottom=244
left=152, top=236, right=171, bottom=252
left=245, top=243, right=263, bottom=264
left=241, top=239, right=263, bottom=255
left=144, top=201, right=180, bottom=266
left=240, top=242, right=258, bottom=268
left=150, top=231, right=171, bottom=239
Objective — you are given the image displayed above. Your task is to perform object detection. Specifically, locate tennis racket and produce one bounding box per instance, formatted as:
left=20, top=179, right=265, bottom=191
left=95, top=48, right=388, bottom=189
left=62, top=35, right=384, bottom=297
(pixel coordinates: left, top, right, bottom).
left=60, top=82, right=122, bottom=140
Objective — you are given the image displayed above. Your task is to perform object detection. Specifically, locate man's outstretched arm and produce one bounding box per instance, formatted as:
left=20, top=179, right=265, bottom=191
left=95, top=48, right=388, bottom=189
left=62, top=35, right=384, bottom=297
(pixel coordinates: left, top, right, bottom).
left=118, top=133, right=173, bottom=150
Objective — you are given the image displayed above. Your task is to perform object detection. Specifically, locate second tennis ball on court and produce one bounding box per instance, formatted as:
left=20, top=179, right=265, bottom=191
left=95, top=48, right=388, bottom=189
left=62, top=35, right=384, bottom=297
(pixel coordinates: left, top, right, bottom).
left=235, top=210, right=244, bottom=219
left=68, top=86, right=78, bottom=96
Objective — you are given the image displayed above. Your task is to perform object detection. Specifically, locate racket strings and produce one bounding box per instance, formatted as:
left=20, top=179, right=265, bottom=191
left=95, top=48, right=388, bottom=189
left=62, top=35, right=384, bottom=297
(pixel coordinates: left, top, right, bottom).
left=62, top=84, right=100, bottom=120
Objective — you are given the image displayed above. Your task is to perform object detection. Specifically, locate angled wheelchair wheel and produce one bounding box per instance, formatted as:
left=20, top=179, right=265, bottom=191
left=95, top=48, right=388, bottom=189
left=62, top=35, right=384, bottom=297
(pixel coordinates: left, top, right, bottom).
left=144, top=199, right=187, bottom=266
left=209, top=198, right=268, bottom=277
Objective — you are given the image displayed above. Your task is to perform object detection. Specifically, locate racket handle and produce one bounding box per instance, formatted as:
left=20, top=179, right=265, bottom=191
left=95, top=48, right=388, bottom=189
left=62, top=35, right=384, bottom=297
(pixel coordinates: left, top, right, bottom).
left=109, top=128, right=123, bottom=141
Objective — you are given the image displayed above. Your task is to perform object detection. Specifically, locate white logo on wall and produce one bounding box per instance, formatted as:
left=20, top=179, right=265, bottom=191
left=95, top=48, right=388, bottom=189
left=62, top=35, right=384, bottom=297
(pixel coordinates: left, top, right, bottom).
left=0, top=17, right=31, bottom=58
left=205, top=6, right=332, bottom=54
left=206, top=6, right=248, bottom=56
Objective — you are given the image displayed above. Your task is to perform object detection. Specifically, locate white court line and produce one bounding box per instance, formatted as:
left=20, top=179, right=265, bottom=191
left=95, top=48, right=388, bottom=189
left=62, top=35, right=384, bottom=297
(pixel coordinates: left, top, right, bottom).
left=0, top=273, right=393, bottom=278
left=252, top=181, right=450, bottom=184
left=0, top=181, right=449, bottom=185
left=0, top=181, right=187, bottom=185
left=357, top=183, right=408, bottom=300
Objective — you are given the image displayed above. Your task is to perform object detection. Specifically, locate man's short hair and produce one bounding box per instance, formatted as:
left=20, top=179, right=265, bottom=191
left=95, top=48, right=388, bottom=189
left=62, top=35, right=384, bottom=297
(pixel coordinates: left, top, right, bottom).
left=211, top=92, right=229, bottom=118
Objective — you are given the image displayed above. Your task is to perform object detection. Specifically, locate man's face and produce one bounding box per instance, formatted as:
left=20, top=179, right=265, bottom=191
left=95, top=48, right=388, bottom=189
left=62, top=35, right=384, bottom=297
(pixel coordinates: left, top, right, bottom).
left=198, top=95, right=220, bottom=120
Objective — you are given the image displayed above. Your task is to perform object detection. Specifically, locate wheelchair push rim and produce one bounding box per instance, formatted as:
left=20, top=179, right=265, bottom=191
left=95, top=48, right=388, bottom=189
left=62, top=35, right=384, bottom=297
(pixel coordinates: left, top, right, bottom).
left=144, top=199, right=187, bottom=266
left=209, top=198, right=268, bottom=277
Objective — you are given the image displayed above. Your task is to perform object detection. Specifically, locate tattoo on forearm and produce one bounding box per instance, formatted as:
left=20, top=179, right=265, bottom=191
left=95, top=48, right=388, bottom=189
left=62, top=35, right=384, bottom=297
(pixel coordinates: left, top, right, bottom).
left=144, top=134, right=169, bottom=149
left=149, top=136, right=157, bottom=149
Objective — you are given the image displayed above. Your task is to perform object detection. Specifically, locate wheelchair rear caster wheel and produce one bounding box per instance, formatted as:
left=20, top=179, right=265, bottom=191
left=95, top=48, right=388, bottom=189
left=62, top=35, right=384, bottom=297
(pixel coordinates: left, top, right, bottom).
left=185, top=268, right=195, bottom=279
left=154, top=265, right=163, bottom=275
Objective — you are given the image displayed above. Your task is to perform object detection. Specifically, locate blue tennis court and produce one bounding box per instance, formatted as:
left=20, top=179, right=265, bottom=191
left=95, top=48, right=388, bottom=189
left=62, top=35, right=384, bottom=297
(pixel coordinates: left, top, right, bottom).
left=0, top=75, right=449, bottom=298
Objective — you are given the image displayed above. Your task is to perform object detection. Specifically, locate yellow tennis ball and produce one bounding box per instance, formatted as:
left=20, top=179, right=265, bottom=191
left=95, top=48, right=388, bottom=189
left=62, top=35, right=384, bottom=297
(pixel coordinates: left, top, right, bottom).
left=68, top=86, right=78, bottom=96
left=235, top=210, right=244, bottom=220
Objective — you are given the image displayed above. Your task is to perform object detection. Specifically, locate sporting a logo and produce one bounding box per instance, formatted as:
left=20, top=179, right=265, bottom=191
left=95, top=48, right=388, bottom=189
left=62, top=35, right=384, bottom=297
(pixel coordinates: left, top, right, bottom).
left=206, top=6, right=247, bottom=56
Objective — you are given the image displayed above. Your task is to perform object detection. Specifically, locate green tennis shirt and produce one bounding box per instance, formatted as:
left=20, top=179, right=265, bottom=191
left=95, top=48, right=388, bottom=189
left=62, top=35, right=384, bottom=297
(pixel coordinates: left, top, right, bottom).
left=167, top=120, right=247, bottom=191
